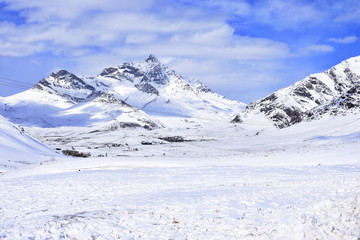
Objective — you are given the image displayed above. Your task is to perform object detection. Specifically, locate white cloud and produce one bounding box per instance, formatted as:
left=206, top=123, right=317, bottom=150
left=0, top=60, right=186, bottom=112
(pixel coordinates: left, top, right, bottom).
left=197, top=0, right=327, bottom=30
left=201, top=0, right=251, bottom=16
left=0, top=0, right=292, bottom=61
left=0, top=40, right=44, bottom=57
left=4, top=0, right=156, bottom=21
left=125, top=33, right=157, bottom=45
left=329, top=36, right=358, bottom=44
left=297, top=44, right=334, bottom=56
left=114, top=37, right=290, bottom=62
left=332, top=1, right=360, bottom=23
left=252, top=0, right=326, bottom=30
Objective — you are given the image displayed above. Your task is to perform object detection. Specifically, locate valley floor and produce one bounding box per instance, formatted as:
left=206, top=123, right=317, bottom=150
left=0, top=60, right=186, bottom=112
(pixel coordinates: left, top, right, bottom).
left=1, top=115, right=360, bottom=239
left=1, top=160, right=359, bottom=239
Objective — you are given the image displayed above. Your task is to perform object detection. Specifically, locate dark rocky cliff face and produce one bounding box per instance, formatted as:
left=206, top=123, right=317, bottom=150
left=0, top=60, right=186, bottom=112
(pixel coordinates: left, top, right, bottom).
left=98, top=55, right=169, bottom=86
left=135, top=83, right=159, bottom=95
left=306, top=83, right=360, bottom=119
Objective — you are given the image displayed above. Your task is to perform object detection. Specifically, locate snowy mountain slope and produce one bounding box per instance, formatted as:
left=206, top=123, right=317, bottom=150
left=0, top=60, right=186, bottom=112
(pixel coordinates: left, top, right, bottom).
left=0, top=86, right=75, bottom=127
left=234, top=56, right=360, bottom=128
left=33, top=70, right=103, bottom=103
left=0, top=55, right=244, bottom=128
left=307, top=82, right=360, bottom=120
left=0, top=89, right=161, bottom=129
left=40, top=92, right=163, bottom=129
left=96, top=54, right=244, bottom=120
left=0, top=115, right=56, bottom=171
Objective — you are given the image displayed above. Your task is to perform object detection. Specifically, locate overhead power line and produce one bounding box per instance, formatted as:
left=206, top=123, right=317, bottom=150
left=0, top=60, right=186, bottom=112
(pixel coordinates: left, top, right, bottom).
left=0, top=75, right=34, bottom=87
left=0, top=82, right=30, bottom=90
left=0, top=80, right=33, bottom=88
left=0, top=74, right=35, bottom=91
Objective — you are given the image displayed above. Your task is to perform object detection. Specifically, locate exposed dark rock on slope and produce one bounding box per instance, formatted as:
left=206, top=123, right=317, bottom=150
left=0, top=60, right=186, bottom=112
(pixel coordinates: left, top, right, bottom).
left=233, top=56, right=360, bottom=128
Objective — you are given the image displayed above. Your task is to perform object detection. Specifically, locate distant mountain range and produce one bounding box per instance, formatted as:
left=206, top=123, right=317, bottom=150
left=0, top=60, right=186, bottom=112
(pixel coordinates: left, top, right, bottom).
left=0, top=55, right=359, bottom=131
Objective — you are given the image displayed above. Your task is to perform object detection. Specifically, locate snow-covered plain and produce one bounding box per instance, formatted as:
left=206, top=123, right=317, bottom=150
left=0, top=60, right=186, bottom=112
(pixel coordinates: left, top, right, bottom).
left=1, top=114, right=360, bottom=239
left=1, top=164, right=359, bottom=239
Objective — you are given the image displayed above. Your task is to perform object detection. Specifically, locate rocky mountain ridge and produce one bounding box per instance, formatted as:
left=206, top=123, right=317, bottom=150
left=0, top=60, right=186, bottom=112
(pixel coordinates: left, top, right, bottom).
left=233, top=56, right=360, bottom=128
left=1, top=54, right=359, bottom=131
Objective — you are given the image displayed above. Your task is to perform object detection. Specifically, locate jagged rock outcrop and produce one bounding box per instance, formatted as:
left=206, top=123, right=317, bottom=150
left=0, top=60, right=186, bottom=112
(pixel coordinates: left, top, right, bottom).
left=34, top=70, right=102, bottom=103
left=307, top=82, right=360, bottom=119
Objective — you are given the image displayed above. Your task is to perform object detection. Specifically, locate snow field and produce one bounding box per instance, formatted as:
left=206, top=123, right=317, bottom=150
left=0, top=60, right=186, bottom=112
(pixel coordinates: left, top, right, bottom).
left=0, top=164, right=359, bottom=239
left=1, top=102, right=360, bottom=239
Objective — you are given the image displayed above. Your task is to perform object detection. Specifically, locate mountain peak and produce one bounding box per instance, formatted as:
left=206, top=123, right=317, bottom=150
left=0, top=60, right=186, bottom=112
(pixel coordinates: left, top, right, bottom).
left=145, top=54, right=160, bottom=63
left=240, top=55, right=360, bottom=128
left=50, top=70, right=71, bottom=78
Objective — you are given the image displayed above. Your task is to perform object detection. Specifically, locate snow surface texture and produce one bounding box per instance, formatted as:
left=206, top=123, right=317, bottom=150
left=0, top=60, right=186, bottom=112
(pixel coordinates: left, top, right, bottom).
left=1, top=113, right=360, bottom=239
left=1, top=165, right=359, bottom=240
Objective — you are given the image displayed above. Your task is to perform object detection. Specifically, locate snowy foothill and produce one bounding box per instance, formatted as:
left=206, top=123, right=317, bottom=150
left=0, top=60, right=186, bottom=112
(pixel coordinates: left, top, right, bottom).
left=0, top=116, right=57, bottom=172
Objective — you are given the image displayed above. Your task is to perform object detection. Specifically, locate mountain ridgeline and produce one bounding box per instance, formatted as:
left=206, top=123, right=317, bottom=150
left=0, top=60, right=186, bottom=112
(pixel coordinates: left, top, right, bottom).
left=232, top=56, right=360, bottom=128
left=0, top=55, right=359, bottom=130
left=0, top=55, right=244, bottom=129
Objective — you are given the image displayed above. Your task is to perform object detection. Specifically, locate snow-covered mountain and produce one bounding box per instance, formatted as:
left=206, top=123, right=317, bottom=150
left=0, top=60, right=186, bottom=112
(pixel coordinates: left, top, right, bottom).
left=307, top=82, right=360, bottom=120
left=0, top=55, right=244, bottom=129
left=95, top=54, right=244, bottom=120
left=0, top=115, right=56, bottom=171
left=233, top=56, right=360, bottom=128
left=2, top=54, right=360, bottom=132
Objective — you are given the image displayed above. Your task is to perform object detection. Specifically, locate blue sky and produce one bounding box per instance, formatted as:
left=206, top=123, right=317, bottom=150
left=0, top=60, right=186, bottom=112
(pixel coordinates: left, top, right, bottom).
left=0, top=0, right=359, bottom=102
